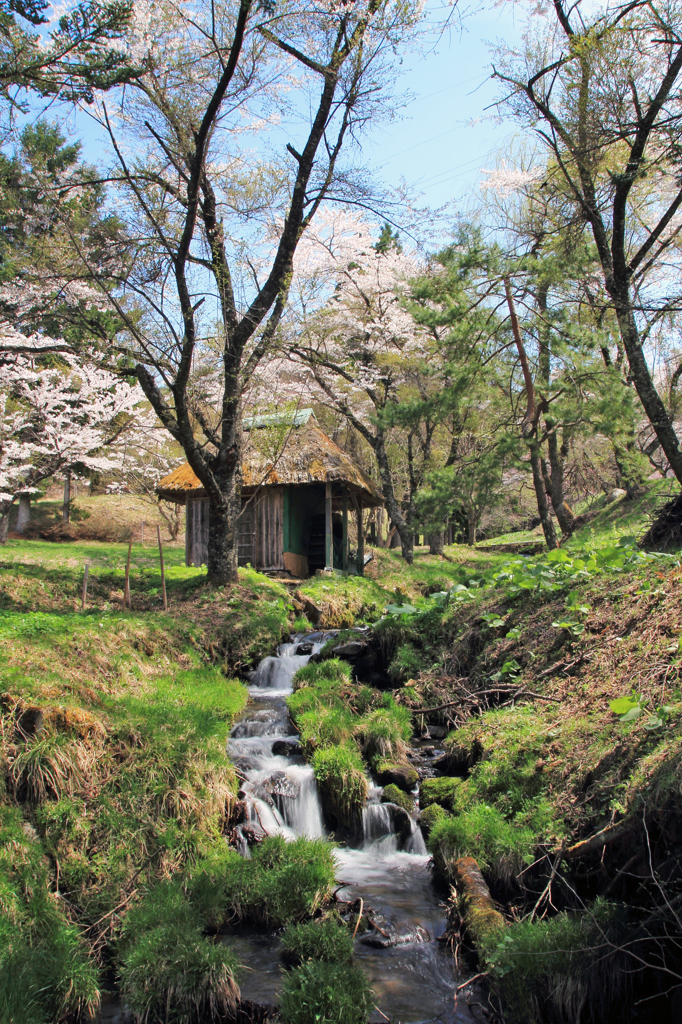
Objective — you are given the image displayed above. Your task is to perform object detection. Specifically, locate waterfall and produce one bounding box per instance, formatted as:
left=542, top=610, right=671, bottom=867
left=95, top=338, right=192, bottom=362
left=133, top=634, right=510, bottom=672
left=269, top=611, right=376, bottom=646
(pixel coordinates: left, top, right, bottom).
left=224, top=631, right=466, bottom=1023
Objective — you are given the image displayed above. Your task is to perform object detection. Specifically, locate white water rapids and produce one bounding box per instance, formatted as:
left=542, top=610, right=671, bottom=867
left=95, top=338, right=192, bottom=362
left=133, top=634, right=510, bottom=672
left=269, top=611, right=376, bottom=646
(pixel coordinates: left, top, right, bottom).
left=224, top=634, right=477, bottom=1024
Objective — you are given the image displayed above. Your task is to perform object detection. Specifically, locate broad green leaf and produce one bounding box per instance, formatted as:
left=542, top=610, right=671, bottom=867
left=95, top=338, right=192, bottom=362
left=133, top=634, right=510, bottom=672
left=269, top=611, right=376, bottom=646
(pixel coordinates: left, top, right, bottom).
left=619, top=706, right=643, bottom=723
left=609, top=696, right=639, bottom=715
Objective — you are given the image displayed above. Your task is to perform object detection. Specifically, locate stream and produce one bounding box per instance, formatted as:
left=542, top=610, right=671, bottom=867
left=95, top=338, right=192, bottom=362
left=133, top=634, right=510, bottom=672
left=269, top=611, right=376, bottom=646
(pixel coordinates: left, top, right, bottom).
left=226, top=633, right=477, bottom=1024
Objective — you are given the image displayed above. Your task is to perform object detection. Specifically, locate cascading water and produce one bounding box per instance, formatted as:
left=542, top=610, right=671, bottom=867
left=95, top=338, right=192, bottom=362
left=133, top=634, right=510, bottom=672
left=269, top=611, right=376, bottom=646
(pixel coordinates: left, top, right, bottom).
left=224, top=633, right=475, bottom=1024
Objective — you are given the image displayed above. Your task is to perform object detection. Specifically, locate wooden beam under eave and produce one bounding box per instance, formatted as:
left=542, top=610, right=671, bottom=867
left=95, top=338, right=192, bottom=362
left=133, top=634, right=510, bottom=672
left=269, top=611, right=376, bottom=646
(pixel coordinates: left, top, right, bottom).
left=342, top=487, right=348, bottom=571
left=325, top=481, right=333, bottom=570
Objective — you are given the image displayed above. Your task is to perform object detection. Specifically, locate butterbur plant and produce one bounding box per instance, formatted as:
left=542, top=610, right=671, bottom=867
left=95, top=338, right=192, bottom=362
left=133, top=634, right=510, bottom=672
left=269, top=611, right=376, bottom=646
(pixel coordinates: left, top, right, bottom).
left=609, top=695, right=671, bottom=730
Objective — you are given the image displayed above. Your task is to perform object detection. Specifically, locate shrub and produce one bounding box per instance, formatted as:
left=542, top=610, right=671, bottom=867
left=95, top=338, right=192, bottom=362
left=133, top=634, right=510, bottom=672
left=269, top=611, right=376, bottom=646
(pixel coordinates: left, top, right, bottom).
left=312, top=745, right=369, bottom=829
left=280, top=961, right=373, bottom=1024
left=428, top=802, right=536, bottom=881
left=483, top=901, right=630, bottom=1024
left=281, top=919, right=353, bottom=966
left=419, top=776, right=463, bottom=811
left=118, top=882, right=239, bottom=1024
left=388, top=642, right=422, bottom=683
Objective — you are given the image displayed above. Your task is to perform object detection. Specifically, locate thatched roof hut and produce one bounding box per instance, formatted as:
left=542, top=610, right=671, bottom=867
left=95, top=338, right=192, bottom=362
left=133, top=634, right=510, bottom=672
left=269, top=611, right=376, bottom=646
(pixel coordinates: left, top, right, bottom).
left=157, top=410, right=382, bottom=577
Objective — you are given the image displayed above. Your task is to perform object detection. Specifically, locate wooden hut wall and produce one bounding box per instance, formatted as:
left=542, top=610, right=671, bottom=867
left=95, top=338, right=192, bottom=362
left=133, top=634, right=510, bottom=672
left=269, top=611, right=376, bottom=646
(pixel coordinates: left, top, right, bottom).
left=255, top=487, right=283, bottom=570
left=237, top=496, right=256, bottom=568
left=186, top=497, right=209, bottom=567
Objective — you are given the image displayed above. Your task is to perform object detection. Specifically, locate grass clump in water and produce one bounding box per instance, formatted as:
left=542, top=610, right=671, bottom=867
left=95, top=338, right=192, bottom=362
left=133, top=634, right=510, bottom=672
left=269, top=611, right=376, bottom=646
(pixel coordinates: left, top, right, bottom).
left=281, top=919, right=353, bottom=966
left=312, top=745, right=369, bottom=829
left=118, top=880, right=239, bottom=1024
left=280, top=961, right=373, bottom=1024
left=189, top=836, right=337, bottom=929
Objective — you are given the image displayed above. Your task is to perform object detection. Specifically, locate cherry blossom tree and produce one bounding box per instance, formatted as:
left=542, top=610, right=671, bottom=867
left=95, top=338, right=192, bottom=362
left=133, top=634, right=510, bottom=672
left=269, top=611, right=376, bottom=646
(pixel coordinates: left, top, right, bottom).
left=288, top=210, right=437, bottom=563
left=0, top=343, right=147, bottom=540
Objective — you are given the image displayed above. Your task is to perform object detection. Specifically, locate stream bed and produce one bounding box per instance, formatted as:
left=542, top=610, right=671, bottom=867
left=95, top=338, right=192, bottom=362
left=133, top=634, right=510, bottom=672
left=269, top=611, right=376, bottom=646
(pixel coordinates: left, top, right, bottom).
left=226, top=634, right=477, bottom=1024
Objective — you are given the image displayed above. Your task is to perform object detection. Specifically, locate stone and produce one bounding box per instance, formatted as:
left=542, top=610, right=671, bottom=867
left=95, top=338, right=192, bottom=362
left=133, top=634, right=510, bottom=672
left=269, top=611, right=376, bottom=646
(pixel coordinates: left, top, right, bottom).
left=427, top=725, right=447, bottom=740
left=360, top=924, right=429, bottom=949
left=382, top=802, right=413, bottom=840
left=257, top=771, right=300, bottom=800
left=606, top=487, right=627, bottom=503
left=272, top=739, right=303, bottom=757
left=294, top=643, right=314, bottom=655
left=376, top=762, right=419, bottom=791
left=381, top=783, right=414, bottom=814
left=332, top=641, right=366, bottom=659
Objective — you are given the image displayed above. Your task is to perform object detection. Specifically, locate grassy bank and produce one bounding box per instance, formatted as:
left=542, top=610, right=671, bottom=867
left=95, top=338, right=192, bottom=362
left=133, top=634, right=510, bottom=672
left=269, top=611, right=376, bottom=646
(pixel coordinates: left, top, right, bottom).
left=0, top=537, right=302, bottom=1021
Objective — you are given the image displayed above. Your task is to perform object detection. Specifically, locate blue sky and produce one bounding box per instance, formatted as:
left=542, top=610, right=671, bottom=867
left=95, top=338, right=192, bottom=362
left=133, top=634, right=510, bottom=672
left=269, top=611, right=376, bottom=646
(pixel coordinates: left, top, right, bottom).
left=25, top=0, right=525, bottom=237
left=361, top=1, right=524, bottom=214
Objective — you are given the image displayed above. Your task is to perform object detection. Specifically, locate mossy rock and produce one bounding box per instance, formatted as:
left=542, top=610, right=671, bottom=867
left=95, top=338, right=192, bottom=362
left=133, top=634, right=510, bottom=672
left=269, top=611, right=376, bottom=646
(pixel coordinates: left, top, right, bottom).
left=418, top=802, right=448, bottom=835
left=419, top=776, right=463, bottom=811
left=381, top=783, right=414, bottom=814
left=375, top=761, right=418, bottom=792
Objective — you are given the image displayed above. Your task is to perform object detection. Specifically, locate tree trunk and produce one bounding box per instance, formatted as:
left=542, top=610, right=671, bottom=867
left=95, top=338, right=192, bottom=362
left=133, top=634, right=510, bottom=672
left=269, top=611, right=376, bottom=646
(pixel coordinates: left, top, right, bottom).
left=612, top=298, right=682, bottom=484
left=542, top=435, right=576, bottom=536
left=467, top=513, right=477, bottom=547
left=63, top=470, right=71, bottom=523
left=206, top=491, right=239, bottom=584
left=374, top=433, right=413, bottom=564
left=530, top=443, right=558, bottom=549
left=16, top=494, right=31, bottom=534
left=0, top=507, right=10, bottom=543
left=429, top=530, right=444, bottom=555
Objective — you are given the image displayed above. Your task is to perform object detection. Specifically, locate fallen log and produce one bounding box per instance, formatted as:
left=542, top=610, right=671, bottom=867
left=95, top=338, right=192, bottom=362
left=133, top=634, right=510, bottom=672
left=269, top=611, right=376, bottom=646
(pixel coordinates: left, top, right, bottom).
left=451, top=856, right=505, bottom=949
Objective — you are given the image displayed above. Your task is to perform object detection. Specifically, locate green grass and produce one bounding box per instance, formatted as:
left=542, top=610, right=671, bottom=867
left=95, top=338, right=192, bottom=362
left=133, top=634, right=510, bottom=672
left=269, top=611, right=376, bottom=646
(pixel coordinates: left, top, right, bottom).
left=188, top=836, right=337, bottom=929
left=118, top=881, right=239, bottom=1024
left=281, top=919, right=354, bottom=966
left=280, top=961, right=373, bottom=1024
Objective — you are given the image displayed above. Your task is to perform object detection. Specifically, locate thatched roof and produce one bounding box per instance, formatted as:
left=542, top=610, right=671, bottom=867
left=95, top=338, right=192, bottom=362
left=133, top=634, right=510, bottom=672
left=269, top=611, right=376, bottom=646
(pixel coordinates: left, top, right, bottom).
left=157, top=412, right=383, bottom=507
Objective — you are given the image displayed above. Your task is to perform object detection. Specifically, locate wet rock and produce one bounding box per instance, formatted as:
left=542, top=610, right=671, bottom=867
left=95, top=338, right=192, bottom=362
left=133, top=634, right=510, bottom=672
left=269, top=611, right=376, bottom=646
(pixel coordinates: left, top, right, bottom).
left=421, top=746, right=435, bottom=756
left=272, top=739, right=303, bottom=757
left=240, top=822, right=266, bottom=844
left=382, top=802, right=413, bottom=840
left=294, top=643, right=314, bottom=655
left=257, top=771, right=301, bottom=801
left=332, top=641, right=366, bottom=659
left=360, top=924, right=430, bottom=949
left=381, top=784, right=414, bottom=814
left=427, top=725, right=447, bottom=740
left=376, top=762, right=419, bottom=791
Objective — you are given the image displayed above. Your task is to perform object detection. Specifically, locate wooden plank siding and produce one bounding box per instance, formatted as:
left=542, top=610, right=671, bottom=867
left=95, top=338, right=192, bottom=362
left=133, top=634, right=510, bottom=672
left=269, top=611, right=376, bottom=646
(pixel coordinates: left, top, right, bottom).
left=186, top=497, right=209, bottom=567
left=256, top=488, right=284, bottom=570
left=237, top=497, right=256, bottom=567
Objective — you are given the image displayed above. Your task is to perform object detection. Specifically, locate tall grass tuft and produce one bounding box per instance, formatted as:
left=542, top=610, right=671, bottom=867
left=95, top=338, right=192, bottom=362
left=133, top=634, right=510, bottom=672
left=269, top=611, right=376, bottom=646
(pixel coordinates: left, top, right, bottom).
left=280, top=961, right=373, bottom=1024
left=281, top=919, right=354, bottom=966
left=312, top=745, right=368, bottom=829
left=118, top=881, right=239, bottom=1024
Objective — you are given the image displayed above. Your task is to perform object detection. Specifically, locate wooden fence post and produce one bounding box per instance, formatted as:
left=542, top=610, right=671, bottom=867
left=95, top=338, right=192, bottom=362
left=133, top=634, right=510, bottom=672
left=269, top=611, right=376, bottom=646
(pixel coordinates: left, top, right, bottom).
left=81, top=562, right=90, bottom=611
left=157, top=525, right=168, bottom=611
left=124, top=539, right=132, bottom=609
